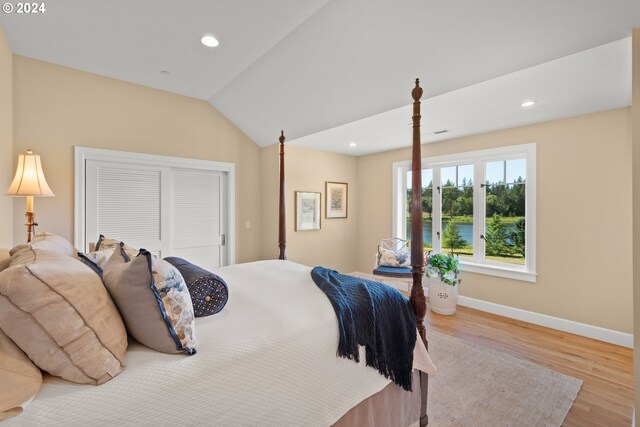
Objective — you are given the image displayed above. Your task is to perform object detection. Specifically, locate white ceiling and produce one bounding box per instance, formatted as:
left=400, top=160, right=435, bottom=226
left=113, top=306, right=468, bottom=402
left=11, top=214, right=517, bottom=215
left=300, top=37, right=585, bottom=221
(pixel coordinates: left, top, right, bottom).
left=1, top=0, right=639, bottom=154
left=0, top=0, right=329, bottom=99
left=290, top=38, right=632, bottom=156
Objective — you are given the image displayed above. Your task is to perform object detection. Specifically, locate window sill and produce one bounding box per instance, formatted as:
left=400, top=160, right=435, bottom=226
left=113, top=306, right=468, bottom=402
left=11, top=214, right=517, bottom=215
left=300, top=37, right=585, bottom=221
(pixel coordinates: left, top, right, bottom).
left=458, top=260, right=537, bottom=283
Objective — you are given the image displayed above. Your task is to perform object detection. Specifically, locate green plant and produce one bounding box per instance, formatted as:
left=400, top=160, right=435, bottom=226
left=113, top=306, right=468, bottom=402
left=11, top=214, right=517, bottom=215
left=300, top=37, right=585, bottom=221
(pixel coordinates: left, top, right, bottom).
left=442, top=220, right=466, bottom=254
left=426, top=253, right=461, bottom=287
left=485, top=213, right=511, bottom=256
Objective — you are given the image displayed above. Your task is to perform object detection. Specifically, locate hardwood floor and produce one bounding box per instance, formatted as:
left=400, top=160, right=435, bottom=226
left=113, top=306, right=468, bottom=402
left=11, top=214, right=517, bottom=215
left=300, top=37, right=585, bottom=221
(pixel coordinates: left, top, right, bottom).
left=424, top=304, right=634, bottom=426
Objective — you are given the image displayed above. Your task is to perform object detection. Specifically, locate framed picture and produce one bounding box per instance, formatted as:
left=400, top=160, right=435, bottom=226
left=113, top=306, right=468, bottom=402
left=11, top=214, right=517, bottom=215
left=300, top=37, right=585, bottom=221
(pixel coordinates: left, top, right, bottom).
left=295, top=191, right=321, bottom=231
left=325, top=181, right=348, bottom=219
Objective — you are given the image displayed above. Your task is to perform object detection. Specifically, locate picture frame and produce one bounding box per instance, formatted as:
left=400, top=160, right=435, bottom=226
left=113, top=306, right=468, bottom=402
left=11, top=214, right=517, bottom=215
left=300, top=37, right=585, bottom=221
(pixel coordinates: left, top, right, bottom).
left=325, top=181, right=348, bottom=219
left=295, top=191, right=321, bottom=231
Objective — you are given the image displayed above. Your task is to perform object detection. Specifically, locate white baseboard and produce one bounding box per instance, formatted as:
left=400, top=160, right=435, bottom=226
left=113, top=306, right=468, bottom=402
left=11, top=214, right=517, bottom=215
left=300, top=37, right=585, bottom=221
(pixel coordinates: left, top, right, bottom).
left=456, top=295, right=633, bottom=348
left=382, top=280, right=633, bottom=348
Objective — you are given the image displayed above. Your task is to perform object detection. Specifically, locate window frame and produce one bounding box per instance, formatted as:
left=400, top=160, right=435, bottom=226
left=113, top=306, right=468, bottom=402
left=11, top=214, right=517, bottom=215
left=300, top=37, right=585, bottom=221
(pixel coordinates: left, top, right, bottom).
left=392, top=143, right=536, bottom=282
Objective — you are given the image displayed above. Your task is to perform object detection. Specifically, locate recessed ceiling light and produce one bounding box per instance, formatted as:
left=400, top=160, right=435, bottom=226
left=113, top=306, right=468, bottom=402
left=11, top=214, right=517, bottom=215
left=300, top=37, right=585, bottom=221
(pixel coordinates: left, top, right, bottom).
left=521, top=100, right=536, bottom=107
left=200, top=34, right=219, bottom=47
left=349, top=142, right=357, bottom=147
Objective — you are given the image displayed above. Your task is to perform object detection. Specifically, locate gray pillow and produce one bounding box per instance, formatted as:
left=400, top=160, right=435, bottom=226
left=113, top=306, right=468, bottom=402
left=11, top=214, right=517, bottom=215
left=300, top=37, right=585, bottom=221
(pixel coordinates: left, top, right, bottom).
left=102, top=244, right=196, bottom=355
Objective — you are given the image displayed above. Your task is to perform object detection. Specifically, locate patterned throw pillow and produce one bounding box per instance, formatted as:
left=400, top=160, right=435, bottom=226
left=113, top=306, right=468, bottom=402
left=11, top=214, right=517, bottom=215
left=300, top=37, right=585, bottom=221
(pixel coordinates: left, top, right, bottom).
left=94, top=235, right=138, bottom=260
left=80, top=235, right=139, bottom=276
left=377, top=246, right=411, bottom=268
left=84, top=246, right=116, bottom=270
left=102, top=244, right=196, bottom=355
left=164, top=257, right=229, bottom=317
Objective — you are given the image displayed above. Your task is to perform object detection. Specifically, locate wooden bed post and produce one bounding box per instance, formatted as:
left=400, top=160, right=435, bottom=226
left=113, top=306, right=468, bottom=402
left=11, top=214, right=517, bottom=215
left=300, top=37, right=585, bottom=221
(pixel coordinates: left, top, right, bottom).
left=278, top=131, right=287, bottom=260
left=409, top=79, right=429, bottom=426
left=409, top=79, right=426, bottom=344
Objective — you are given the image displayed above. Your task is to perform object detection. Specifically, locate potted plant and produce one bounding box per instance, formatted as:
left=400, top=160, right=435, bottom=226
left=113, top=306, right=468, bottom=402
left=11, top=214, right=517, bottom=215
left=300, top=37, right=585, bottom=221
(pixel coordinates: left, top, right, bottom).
left=426, top=253, right=461, bottom=315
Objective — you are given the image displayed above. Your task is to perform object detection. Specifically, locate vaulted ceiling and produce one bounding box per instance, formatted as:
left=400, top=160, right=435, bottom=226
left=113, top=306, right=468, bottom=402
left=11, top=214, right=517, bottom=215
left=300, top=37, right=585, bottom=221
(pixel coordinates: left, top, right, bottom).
left=1, top=0, right=639, bottom=154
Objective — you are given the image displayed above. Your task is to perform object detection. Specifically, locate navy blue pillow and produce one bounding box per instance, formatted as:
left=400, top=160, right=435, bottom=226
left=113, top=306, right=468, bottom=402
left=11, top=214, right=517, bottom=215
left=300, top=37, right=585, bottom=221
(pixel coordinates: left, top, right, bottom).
left=163, top=257, right=229, bottom=317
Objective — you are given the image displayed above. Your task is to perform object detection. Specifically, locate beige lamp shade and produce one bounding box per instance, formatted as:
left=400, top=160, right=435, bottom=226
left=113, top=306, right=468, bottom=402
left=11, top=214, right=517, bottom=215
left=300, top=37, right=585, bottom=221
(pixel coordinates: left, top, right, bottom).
left=5, top=149, right=54, bottom=197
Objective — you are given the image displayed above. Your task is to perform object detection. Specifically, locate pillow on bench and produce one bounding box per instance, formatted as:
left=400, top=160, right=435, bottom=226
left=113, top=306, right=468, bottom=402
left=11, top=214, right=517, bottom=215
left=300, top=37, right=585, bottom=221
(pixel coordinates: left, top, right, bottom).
left=377, top=246, right=411, bottom=268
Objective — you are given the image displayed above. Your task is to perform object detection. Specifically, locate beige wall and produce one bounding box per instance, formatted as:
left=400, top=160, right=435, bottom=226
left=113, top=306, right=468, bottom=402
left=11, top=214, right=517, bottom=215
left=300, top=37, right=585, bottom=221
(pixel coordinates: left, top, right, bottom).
left=8, top=38, right=635, bottom=339
left=261, top=144, right=358, bottom=272
left=0, top=27, right=12, bottom=247
left=631, top=28, right=639, bottom=427
left=357, top=108, right=633, bottom=333
left=12, top=56, right=262, bottom=263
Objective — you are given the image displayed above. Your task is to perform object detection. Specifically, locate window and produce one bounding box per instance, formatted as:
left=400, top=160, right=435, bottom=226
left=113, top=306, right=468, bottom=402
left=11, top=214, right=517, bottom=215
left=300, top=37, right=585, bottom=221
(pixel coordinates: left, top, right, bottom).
left=393, top=144, right=536, bottom=282
left=441, top=164, right=474, bottom=260
left=406, top=169, right=433, bottom=250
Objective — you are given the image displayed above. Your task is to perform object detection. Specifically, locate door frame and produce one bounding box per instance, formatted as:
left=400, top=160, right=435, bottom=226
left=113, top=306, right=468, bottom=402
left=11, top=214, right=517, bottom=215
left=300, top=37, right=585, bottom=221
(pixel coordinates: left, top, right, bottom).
left=74, top=146, right=236, bottom=265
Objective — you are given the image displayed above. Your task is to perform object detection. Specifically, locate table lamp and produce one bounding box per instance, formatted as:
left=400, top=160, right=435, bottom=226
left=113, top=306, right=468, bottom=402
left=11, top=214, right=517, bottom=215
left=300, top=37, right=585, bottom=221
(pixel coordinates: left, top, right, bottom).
left=5, top=149, right=55, bottom=242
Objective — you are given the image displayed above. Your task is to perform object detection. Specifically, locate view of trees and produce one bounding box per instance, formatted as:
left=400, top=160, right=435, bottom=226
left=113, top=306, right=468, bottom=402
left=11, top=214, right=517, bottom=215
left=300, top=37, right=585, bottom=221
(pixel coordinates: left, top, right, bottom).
left=442, top=178, right=473, bottom=218
left=486, top=177, right=526, bottom=217
left=407, top=176, right=526, bottom=263
left=406, top=182, right=433, bottom=218
left=442, top=220, right=465, bottom=254
left=484, top=214, right=525, bottom=259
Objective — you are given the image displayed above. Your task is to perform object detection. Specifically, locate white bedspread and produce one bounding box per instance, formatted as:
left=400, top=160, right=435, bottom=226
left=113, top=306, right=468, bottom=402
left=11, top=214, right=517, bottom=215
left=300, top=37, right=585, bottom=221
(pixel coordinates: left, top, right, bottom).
left=7, top=260, right=435, bottom=427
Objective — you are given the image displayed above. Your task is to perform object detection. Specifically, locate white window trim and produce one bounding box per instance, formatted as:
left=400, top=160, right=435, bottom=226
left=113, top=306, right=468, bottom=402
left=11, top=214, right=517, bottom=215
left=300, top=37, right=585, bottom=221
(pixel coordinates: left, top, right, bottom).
left=392, top=143, right=536, bottom=282
left=74, top=146, right=236, bottom=265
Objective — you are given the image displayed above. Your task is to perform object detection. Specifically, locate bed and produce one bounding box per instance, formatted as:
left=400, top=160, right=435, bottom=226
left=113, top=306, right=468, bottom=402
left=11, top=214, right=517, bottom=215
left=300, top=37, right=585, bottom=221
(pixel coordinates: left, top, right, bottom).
left=1, top=80, right=433, bottom=426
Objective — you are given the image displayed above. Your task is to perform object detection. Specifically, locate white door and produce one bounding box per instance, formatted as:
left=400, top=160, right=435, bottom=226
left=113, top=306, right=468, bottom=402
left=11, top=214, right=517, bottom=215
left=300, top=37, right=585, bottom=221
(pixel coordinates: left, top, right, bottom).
left=85, top=160, right=170, bottom=257
left=171, top=168, right=226, bottom=270
left=83, top=157, right=228, bottom=269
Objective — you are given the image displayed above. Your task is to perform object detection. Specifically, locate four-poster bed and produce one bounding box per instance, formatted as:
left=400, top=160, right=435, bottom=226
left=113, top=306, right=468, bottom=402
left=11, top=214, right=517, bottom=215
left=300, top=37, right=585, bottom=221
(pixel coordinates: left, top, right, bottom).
left=277, top=79, right=430, bottom=426
left=0, top=80, right=434, bottom=427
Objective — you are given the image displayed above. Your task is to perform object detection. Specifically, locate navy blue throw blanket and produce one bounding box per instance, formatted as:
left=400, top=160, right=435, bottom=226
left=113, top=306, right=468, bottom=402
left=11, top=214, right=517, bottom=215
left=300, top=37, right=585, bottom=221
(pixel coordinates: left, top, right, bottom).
left=311, top=267, right=417, bottom=391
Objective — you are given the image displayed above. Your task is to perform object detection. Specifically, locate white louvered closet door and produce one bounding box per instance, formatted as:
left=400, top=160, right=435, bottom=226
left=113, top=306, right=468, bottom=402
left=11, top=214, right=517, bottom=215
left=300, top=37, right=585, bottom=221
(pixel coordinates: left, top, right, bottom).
left=85, top=160, right=170, bottom=257
left=171, top=168, right=226, bottom=270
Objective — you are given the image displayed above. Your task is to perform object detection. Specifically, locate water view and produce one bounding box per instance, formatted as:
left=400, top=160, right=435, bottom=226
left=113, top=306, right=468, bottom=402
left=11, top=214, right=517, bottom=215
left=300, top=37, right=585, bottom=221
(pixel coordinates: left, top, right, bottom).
left=406, top=219, right=472, bottom=245
left=406, top=219, right=520, bottom=247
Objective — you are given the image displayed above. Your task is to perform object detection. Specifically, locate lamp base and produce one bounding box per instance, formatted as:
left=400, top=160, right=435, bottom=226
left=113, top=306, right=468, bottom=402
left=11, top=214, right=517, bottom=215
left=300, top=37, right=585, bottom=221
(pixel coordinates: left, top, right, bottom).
left=25, top=211, right=38, bottom=243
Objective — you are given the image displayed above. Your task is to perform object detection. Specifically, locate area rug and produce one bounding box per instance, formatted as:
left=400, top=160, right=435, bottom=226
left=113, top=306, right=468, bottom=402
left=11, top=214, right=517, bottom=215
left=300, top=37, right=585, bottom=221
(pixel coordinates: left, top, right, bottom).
left=426, top=330, right=583, bottom=427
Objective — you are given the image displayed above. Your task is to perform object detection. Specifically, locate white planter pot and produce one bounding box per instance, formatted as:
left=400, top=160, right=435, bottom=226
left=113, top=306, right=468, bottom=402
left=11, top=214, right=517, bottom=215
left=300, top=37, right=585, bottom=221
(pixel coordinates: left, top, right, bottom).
left=427, top=277, right=458, bottom=315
